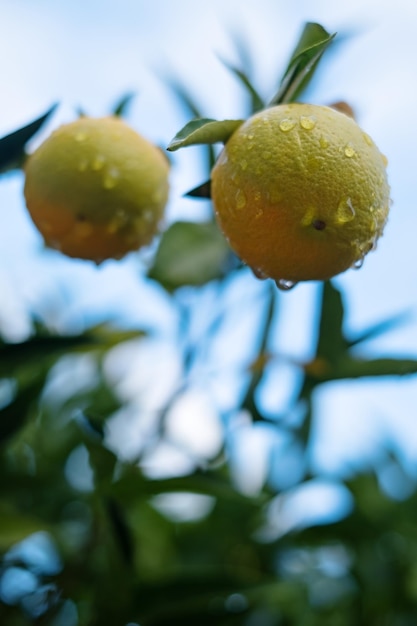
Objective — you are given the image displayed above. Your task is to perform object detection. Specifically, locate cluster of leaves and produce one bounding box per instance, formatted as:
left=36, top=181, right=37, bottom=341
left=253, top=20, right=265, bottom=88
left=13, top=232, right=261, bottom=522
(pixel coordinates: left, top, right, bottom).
left=1, top=21, right=417, bottom=626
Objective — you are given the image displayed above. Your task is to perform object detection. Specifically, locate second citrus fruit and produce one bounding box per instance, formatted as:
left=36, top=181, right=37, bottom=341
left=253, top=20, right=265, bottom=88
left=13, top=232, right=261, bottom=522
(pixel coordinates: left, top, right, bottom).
left=24, top=116, right=170, bottom=263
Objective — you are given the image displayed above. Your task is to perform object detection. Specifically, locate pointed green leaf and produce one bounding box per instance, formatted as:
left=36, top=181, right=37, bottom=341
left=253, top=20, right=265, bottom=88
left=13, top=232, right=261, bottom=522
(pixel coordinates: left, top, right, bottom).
left=185, top=180, right=211, bottom=199
left=218, top=56, right=265, bottom=114
left=164, top=78, right=219, bottom=168
left=0, top=104, right=58, bottom=173
left=315, top=281, right=347, bottom=362
left=167, top=118, right=244, bottom=151
left=148, top=221, right=232, bottom=291
left=164, top=75, right=205, bottom=120
left=334, top=357, right=417, bottom=380
left=0, top=325, right=145, bottom=376
left=112, top=92, right=136, bottom=117
left=269, top=22, right=336, bottom=105
left=348, top=311, right=412, bottom=348
left=0, top=503, right=47, bottom=549
left=0, top=375, right=46, bottom=443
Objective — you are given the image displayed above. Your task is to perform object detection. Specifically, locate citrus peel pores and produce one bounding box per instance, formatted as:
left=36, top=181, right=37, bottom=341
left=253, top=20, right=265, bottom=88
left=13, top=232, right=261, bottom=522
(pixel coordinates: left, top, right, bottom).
left=211, top=103, right=390, bottom=285
left=24, top=116, right=170, bottom=263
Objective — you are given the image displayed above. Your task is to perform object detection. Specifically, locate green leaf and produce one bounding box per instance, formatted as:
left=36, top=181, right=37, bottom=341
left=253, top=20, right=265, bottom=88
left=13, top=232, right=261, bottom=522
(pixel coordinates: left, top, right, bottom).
left=164, top=77, right=219, bottom=169
left=111, top=92, right=136, bottom=117
left=0, top=374, right=46, bottom=444
left=0, top=325, right=145, bottom=376
left=0, top=104, right=58, bottom=174
left=269, top=22, right=336, bottom=105
left=334, top=357, right=417, bottom=380
left=315, top=281, right=347, bottom=363
left=0, top=503, right=47, bottom=550
left=114, top=466, right=265, bottom=505
left=348, top=311, right=412, bottom=348
left=164, top=76, right=206, bottom=120
left=148, top=221, right=232, bottom=291
left=167, top=118, right=244, bottom=151
left=185, top=180, right=211, bottom=199
left=218, top=56, right=265, bottom=114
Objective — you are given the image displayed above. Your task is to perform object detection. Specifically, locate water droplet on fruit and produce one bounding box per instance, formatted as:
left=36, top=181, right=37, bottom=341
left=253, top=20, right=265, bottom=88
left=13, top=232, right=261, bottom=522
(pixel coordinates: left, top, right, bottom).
left=252, top=267, right=268, bottom=280
left=319, top=136, right=329, bottom=149
left=300, top=116, right=316, bottom=130
left=107, top=208, right=128, bottom=233
left=75, top=132, right=87, bottom=142
left=142, top=209, right=155, bottom=223
left=336, top=198, right=355, bottom=223
left=344, top=143, right=356, bottom=158
left=276, top=279, right=297, bottom=291
left=279, top=118, right=296, bottom=132
left=362, top=132, right=373, bottom=146
left=352, top=257, right=364, bottom=270
left=381, top=154, right=388, bottom=167
left=235, top=189, right=246, bottom=209
left=92, top=155, right=105, bottom=170
left=103, top=166, right=120, bottom=189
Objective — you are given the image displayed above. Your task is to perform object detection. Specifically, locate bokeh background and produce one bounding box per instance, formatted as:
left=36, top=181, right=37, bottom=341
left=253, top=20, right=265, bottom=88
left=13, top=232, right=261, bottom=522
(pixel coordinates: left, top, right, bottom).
left=1, top=2, right=417, bottom=624
left=1, top=0, right=416, bottom=479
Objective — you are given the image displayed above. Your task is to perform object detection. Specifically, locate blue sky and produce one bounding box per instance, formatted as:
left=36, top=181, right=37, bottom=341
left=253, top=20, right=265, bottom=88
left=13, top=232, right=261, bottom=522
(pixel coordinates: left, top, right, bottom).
left=1, top=0, right=417, bottom=492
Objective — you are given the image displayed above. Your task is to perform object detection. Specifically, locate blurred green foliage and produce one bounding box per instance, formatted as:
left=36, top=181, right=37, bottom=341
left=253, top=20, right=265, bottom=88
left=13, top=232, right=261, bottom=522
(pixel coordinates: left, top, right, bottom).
left=0, top=21, right=416, bottom=626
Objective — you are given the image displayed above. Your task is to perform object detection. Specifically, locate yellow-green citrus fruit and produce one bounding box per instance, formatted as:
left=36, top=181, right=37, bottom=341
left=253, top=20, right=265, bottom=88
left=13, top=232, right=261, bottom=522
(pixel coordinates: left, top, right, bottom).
left=211, top=103, right=390, bottom=285
left=24, top=116, right=170, bottom=263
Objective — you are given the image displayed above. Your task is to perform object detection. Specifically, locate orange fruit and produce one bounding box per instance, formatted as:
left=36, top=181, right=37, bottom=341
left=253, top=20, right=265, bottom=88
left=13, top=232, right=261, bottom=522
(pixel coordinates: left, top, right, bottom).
left=24, top=116, right=170, bottom=263
left=211, top=103, right=390, bottom=287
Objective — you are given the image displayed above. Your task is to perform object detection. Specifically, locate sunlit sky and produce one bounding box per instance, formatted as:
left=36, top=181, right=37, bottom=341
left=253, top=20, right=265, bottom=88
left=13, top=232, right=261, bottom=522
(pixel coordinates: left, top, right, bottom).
left=1, top=0, right=417, bottom=498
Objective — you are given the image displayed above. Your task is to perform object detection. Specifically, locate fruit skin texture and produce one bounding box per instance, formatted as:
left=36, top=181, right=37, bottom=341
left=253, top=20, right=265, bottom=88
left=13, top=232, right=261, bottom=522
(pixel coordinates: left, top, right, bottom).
left=211, top=103, right=390, bottom=282
left=24, top=116, right=170, bottom=262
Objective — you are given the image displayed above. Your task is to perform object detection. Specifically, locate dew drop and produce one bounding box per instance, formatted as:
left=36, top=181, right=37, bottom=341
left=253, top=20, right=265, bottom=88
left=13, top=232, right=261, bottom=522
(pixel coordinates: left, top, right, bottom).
left=279, top=118, right=296, bottom=132
left=142, top=208, right=155, bottom=223
left=48, top=239, right=62, bottom=251
left=381, top=153, right=388, bottom=167
left=252, top=267, right=269, bottom=280
left=107, top=208, right=128, bottom=233
left=276, top=279, right=297, bottom=291
left=300, top=206, right=316, bottom=227
left=336, top=197, right=356, bottom=224
left=103, top=166, right=120, bottom=189
left=235, top=189, right=246, bottom=209
left=247, top=134, right=254, bottom=140
left=352, top=257, right=364, bottom=270
left=344, top=143, right=356, bottom=158
left=319, top=135, right=329, bottom=149
left=75, top=132, right=87, bottom=142
left=300, top=116, right=316, bottom=130
left=362, top=132, right=373, bottom=146
left=92, top=155, right=105, bottom=170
